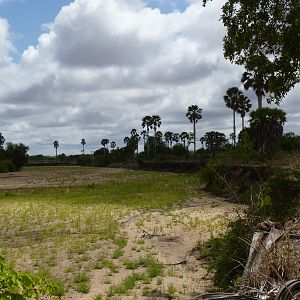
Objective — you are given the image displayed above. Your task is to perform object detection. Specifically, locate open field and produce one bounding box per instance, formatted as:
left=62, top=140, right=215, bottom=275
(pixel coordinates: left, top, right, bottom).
left=0, top=167, right=244, bottom=299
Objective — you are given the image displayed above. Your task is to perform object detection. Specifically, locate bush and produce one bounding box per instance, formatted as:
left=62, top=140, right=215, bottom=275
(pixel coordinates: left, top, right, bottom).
left=0, top=160, right=15, bottom=173
left=201, top=218, right=252, bottom=290
left=0, top=256, right=63, bottom=299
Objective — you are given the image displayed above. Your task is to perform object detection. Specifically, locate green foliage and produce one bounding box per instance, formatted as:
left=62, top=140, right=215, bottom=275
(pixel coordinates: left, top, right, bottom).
left=203, top=131, right=228, bottom=157
left=221, top=0, right=300, bottom=102
left=280, top=132, right=300, bottom=152
left=201, top=218, right=251, bottom=290
left=74, top=272, right=90, bottom=294
left=172, top=144, right=187, bottom=158
left=107, top=273, right=147, bottom=296
left=5, top=143, right=29, bottom=171
left=123, top=256, right=164, bottom=278
left=0, top=255, right=63, bottom=299
left=0, top=160, right=15, bottom=173
left=264, top=168, right=300, bottom=221
left=249, top=108, right=286, bottom=157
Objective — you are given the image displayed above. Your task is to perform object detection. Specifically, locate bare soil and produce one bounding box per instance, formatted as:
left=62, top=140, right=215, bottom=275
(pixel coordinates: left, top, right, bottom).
left=65, top=195, right=244, bottom=299
left=0, top=167, right=124, bottom=189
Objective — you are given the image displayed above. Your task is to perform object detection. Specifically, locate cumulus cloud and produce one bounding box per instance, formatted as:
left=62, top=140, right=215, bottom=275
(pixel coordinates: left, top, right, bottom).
left=0, top=0, right=299, bottom=154
left=0, top=18, right=14, bottom=65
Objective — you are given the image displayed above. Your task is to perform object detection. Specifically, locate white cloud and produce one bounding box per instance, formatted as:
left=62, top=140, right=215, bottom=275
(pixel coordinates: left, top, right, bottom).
left=0, top=18, right=15, bottom=65
left=0, top=0, right=299, bottom=155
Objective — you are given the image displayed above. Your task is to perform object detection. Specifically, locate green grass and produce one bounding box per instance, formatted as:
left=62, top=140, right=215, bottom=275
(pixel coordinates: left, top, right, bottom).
left=0, top=167, right=197, bottom=295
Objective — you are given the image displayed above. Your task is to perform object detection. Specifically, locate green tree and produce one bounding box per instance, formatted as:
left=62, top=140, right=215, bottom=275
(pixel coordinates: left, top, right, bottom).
left=6, top=143, right=29, bottom=170
left=110, top=141, right=116, bottom=150
left=249, top=108, right=286, bottom=157
left=101, top=139, right=109, bottom=157
left=204, top=0, right=300, bottom=103
left=53, top=140, right=59, bottom=161
left=203, top=131, right=227, bottom=157
left=81, top=139, right=86, bottom=155
left=186, top=105, right=202, bottom=153
left=237, top=94, right=252, bottom=130
left=241, top=71, right=268, bottom=109
left=151, top=115, right=161, bottom=158
left=141, top=116, right=152, bottom=158
left=164, top=131, right=173, bottom=148
left=0, top=133, right=5, bottom=148
left=223, top=87, right=242, bottom=146
left=130, top=129, right=140, bottom=155
left=140, top=130, right=147, bottom=151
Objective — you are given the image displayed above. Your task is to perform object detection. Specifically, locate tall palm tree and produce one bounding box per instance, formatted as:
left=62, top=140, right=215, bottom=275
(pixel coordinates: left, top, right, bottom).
left=101, top=138, right=109, bottom=157
left=140, top=130, right=147, bottom=152
left=81, top=139, right=86, bottom=155
left=111, top=141, right=116, bottom=150
left=179, top=132, right=189, bottom=148
left=224, top=87, right=243, bottom=147
left=141, top=116, right=152, bottom=158
left=151, top=115, right=161, bottom=157
left=237, top=95, right=252, bottom=130
left=200, top=136, right=205, bottom=149
left=130, top=129, right=140, bottom=155
left=241, top=71, right=269, bottom=109
left=186, top=105, right=203, bottom=153
left=53, top=140, right=59, bottom=162
left=164, top=131, right=173, bottom=148
left=172, top=133, right=180, bottom=145
left=124, top=136, right=130, bottom=146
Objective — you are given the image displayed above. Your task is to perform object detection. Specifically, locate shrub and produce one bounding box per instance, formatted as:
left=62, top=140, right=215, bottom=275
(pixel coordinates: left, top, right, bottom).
left=0, top=160, right=15, bottom=173
left=0, top=256, right=63, bottom=299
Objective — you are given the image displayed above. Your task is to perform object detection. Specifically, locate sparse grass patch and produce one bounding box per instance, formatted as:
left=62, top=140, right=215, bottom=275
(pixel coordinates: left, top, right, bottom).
left=94, top=256, right=119, bottom=273
left=74, top=272, right=91, bottom=294
left=0, top=167, right=197, bottom=295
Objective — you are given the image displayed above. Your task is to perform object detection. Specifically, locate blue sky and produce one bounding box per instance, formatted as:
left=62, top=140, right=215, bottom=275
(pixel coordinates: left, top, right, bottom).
left=0, top=0, right=73, bottom=57
left=0, top=0, right=190, bottom=59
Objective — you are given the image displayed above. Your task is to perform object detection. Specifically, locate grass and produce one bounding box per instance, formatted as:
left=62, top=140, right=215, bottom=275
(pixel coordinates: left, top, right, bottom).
left=0, top=167, right=197, bottom=296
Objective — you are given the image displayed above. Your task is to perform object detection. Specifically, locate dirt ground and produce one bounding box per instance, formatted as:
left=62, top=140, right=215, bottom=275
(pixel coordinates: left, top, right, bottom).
left=0, top=167, right=245, bottom=299
left=0, top=167, right=124, bottom=189
left=65, top=195, right=244, bottom=299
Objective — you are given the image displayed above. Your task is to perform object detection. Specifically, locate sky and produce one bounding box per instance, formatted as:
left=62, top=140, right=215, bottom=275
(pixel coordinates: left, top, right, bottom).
left=0, top=0, right=299, bottom=155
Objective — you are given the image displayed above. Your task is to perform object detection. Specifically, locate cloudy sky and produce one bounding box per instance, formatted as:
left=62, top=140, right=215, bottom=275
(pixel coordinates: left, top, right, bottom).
left=0, top=0, right=299, bottom=155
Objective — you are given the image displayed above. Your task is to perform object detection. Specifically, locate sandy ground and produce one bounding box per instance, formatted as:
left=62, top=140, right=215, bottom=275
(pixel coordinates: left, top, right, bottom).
left=65, top=195, right=244, bottom=299
left=0, top=167, right=124, bottom=189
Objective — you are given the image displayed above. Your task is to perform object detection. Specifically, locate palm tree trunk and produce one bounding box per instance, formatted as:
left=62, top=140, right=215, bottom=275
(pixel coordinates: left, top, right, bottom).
left=55, top=148, right=57, bottom=164
left=147, top=129, right=150, bottom=158
left=193, top=121, right=196, bottom=153
left=242, top=116, right=245, bottom=130
left=258, top=94, right=263, bottom=109
left=154, top=129, right=157, bottom=158
left=233, top=110, right=236, bottom=147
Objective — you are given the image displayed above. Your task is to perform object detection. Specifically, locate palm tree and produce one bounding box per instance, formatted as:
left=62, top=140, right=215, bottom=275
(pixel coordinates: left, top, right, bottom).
left=172, top=133, right=180, bottom=145
left=130, top=129, right=140, bottom=155
left=53, top=140, right=59, bottom=162
left=164, top=131, right=173, bottom=148
left=241, top=71, right=269, bottom=109
left=140, top=130, right=147, bottom=152
left=186, top=105, right=203, bottom=153
left=101, top=138, right=109, bottom=157
left=151, top=115, right=161, bottom=157
left=124, top=136, right=130, bottom=146
left=237, top=95, right=252, bottom=130
left=224, top=87, right=243, bottom=147
left=111, top=141, right=116, bottom=150
left=141, top=116, right=152, bottom=158
left=179, top=132, right=189, bottom=148
left=81, top=139, right=86, bottom=155
left=200, top=136, right=205, bottom=149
